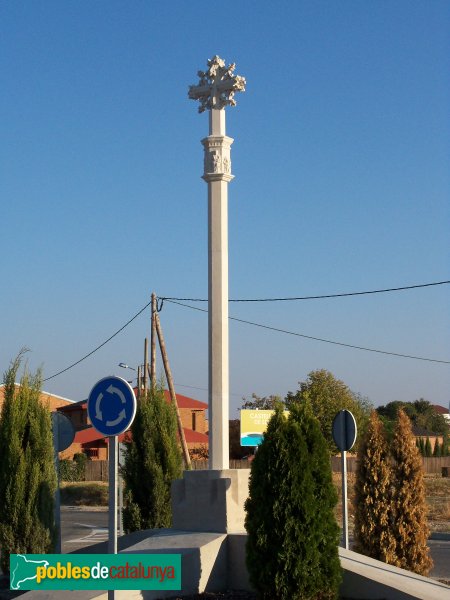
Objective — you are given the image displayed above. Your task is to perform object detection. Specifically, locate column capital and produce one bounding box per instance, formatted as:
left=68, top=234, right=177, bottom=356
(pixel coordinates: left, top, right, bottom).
left=201, top=135, right=235, bottom=182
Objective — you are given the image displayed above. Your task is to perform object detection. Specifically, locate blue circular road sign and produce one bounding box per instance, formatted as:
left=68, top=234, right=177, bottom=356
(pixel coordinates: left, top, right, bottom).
left=87, top=376, right=137, bottom=436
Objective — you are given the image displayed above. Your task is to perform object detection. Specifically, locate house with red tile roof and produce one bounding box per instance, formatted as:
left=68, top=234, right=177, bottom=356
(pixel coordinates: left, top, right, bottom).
left=432, top=404, right=450, bottom=424
left=57, top=389, right=208, bottom=460
left=0, top=383, right=74, bottom=414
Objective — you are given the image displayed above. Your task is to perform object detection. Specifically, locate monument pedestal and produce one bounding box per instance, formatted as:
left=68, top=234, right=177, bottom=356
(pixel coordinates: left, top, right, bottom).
left=171, top=469, right=250, bottom=533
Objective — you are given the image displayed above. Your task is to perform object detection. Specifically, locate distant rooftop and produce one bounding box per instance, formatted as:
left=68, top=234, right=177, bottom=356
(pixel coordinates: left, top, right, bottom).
left=432, top=404, right=449, bottom=415
left=412, top=425, right=441, bottom=437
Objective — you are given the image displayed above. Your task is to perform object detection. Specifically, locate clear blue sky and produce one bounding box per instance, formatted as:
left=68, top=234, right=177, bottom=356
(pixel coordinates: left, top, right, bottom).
left=1, top=1, right=449, bottom=415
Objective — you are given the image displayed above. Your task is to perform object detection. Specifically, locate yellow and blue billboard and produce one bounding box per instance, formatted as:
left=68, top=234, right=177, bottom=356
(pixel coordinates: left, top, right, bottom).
left=240, top=409, right=275, bottom=446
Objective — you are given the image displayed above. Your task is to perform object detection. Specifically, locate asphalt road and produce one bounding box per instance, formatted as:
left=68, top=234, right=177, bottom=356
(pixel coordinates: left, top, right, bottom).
left=61, top=506, right=108, bottom=553
left=61, top=508, right=450, bottom=580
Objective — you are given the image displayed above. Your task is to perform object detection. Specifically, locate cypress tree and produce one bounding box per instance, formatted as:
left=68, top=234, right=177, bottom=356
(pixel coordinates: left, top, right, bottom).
left=390, top=409, right=433, bottom=575
left=432, top=441, right=441, bottom=457
left=419, top=437, right=425, bottom=456
left=424, top=437, right=432, bottom=457
left=121, top=385, right=182, bottom=532
left=353, top=411, right=396, bottom=563
left=0, top=354, right=57, bottom=573
left=245, top=403, right=341, bottom=600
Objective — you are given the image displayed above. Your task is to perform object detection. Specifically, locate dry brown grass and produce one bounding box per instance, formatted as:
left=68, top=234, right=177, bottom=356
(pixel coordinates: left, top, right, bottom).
left=60, top=481, right=108, bottom=506
left=333, top=472, right=450, bottom=533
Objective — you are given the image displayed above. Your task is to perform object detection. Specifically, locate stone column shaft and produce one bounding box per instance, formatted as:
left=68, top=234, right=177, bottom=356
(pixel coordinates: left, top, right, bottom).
left=202, top=109, right=233, bottom=469
left=208, top=179, right=229, bottom=469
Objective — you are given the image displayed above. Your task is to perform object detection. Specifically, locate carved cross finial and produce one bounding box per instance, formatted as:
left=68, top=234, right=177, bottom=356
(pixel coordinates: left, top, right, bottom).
left=189, top=55, right=246, bottom=113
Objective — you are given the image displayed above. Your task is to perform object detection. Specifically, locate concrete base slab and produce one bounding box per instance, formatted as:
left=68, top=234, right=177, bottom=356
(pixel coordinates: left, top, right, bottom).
left=122, top=529, right=227, bottom=598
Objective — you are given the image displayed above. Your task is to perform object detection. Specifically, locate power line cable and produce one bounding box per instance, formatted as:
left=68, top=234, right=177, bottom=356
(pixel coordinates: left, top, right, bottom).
left=164, top=299, right=450, bottom=365
left=42, top=279, right=450, bottom=383
left=43, top=300, right=152, bottom=382
left=160, top=280, right=450, bottom=303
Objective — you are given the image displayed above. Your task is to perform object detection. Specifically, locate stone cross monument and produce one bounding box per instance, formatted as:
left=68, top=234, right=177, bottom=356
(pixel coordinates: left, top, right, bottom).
left=189, top=56, right=246, bottom=470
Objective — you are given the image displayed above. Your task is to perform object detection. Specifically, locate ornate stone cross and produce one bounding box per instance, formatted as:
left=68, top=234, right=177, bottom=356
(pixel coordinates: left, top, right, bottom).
left=188, top=56, right=245, bottom=470
left=188, top=55, right=246, bottom=113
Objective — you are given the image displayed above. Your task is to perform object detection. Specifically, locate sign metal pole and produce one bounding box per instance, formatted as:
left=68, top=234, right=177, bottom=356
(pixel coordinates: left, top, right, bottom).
left=341, top=449, right=348, bottom=549
left=108, top=435, right=118, bottom=600
left=118, top=442, right=125, bottom=537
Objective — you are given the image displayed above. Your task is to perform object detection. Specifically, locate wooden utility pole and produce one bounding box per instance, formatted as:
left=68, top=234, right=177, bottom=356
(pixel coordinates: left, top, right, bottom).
left=136, top=366, right=141, bottom=400
left=155, top=312, right=191, bottom=469
left=143, top=337, right=149, bottom=396
left=150, top=293, right=157, bottom=389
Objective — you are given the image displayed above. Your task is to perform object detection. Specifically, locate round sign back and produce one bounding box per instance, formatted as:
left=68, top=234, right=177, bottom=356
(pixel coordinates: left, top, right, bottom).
left=52, top=412, right=75, bottom=452
left=332, top=409, right=357, bottom=452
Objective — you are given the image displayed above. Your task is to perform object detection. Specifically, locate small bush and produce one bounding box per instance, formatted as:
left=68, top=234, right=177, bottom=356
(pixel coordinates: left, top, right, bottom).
left=59, top=454, right=87, bottom=482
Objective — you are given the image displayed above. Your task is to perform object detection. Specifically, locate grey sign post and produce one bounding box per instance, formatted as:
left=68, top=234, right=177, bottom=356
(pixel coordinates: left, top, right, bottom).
left=87, top=376, right=136, bottom=600
left=52, top=412, right=75, bottom=554
left=332, top=409, right=357, bottom=550
left=118, top=443, right=126, bottom=536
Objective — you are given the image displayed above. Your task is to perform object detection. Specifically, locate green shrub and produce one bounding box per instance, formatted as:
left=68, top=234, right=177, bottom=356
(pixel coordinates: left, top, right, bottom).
left=121, top=385, right=183, bottom=532
left=419, top=437, right=425, bottom=456
left=245, top=403, right=341, bottom=600
left=433, top=441, right=441, bottom=457
left=0, top=353, right=57, bottom=573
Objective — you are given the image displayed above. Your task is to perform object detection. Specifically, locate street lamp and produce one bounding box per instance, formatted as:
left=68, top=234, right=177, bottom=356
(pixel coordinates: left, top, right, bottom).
left=119, top=362, right=144, bottom=396
left=118, top=363, right=136, bottom=371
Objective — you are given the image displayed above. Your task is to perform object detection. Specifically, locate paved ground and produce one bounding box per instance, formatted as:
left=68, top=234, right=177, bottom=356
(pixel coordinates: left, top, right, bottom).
left=61, top=506, right=109, bottom=553
left=428, top=538, right=450, bottom=580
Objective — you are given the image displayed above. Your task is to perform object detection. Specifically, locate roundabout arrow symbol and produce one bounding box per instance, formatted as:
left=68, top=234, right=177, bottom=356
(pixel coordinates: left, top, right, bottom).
left=95, top=393, right=104, bottom=420
left=106, top=409, right=126, bottom=427
left=107, top=384, right=126, bottom=404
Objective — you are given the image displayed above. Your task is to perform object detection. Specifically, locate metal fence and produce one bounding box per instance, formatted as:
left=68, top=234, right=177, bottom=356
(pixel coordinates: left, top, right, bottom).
left=80, top=456, right=450, bottom=481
